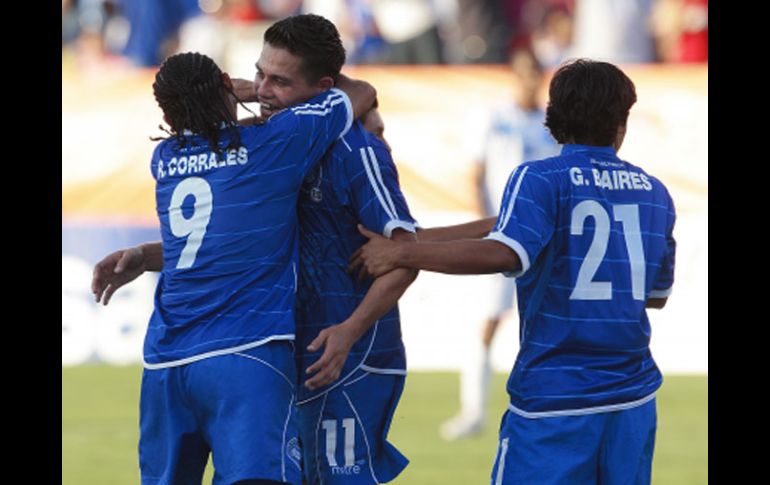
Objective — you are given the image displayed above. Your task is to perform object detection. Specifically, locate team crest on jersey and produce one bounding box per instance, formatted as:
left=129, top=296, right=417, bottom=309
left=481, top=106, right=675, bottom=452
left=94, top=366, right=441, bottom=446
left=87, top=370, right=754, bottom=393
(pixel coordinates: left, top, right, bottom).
left=302, top=165, right=323, bottom=202
left=285, top=437, right=301, bottom=470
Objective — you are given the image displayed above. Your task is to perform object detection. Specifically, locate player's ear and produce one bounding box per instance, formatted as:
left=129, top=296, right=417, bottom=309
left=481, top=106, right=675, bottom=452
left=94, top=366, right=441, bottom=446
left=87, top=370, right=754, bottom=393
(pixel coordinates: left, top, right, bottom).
left=316, top=76, right=334, bottom=91
left=221, top=72, right=233, bottom=91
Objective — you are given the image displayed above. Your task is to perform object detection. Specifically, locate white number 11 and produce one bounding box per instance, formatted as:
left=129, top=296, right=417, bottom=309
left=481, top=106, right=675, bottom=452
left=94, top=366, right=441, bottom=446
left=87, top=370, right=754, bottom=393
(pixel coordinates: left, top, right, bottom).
left=322, top=418, right=356, bottom=467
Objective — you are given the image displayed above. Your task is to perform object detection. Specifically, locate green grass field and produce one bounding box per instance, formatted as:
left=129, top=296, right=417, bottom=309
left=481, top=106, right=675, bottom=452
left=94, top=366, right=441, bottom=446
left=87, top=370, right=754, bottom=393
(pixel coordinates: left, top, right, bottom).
left=62, top=367, right=707, bottom=484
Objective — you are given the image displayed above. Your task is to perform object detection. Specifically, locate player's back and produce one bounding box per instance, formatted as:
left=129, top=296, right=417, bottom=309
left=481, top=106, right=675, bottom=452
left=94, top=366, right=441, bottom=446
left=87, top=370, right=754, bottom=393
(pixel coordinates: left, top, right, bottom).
left=295, top=121, right=417, bottom=402
left=494, top=144, right=675, bottom=415
left=145, top=89, right=352, bottom=368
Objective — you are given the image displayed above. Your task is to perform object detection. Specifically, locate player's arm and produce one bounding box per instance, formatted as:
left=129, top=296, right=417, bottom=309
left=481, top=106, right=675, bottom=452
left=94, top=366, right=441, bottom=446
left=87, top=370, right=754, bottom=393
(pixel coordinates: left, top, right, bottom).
left=349, top=225, right=520, bottom=278
left=335, top=73, right=377, bottom=120
left=304, top=229, right=418, bottom=390
left=230, top=77, right=258, bottom=102
left=416, top=216, right=497, bottom=242
left=226, top=77, right=262, bottom=126
left=646, top=298, right=668, bottom=309
left=91, top=241, right=163, bottom=305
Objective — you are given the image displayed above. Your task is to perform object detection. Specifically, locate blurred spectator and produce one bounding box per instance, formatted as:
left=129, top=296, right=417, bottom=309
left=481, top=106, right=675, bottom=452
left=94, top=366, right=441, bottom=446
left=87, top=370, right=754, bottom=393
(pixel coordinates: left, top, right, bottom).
left=527, top=1, right=574, bottom=68
left=443, top=45, right=560, bottom=440
left=450, top=0, right=516, bottom=63
left=62, top=0, right=80, bottom=45
left=303, top=0, right=389, bottom=64
left=370, top=0, right=445, bottom=64
left=568, top=0, right=657, bottom=64
left=62, top=0, right=132, bottom=70
left=652, top=0, right=707, bottom=62
left=257, top=0, right=303, bottom=18
left=121, top=0, right=202, bottom=67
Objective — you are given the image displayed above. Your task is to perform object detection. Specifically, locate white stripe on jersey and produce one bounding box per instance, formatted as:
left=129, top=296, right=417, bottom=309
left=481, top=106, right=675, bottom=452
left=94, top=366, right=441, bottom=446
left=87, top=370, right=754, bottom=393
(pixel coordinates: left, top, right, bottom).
left=291, top=97, right=345, bottom=116
left=359, top=365, right=407, bottom=376
left=485, top=232, right=530, bottom=277
left=340, top=135, right=353, bottom=152
left=367, top=146, right=399, bottom=218
left=290, top=89, right=344, bottom=112
left=649, top=287, right=672, bottom=298
left=498, top=166, right=529, bottom=230
left=508, top=391, right=656, bottom=419
left=359, top=147, right=396, bottom=220
left=143, top=334, right=294, bottom=369
left=290, top=88, right=353, bottom=137
left=383, top=220, right=417, bottom=238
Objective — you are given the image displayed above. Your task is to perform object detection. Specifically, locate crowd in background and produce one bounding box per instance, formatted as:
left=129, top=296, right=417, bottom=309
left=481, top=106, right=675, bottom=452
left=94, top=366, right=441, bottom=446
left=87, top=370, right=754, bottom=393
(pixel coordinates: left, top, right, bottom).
left=62, top=0, right=707, bottom=74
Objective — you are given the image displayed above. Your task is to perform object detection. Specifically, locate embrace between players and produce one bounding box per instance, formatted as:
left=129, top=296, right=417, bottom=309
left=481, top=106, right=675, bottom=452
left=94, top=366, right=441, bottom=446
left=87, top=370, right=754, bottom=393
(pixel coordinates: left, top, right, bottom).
left=91, top=13, right=676, bottom=485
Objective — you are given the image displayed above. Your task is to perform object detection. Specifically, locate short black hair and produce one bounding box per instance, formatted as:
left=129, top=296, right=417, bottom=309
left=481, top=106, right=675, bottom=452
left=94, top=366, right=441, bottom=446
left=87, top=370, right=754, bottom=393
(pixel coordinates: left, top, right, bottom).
left=545, top=58, right=637, bottom=146
left=264, top=14, right=346, bottom=84
left=152, top=52, right=240, bottom=153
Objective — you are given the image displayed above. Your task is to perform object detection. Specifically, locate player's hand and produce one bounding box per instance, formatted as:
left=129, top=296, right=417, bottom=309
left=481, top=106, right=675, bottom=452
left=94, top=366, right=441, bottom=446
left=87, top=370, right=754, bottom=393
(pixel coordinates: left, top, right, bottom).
left=348, top=225, right=400, bottom=280
left=91, top=247, right=147, bottom=305
left=304, top=323, right=358, bottom=390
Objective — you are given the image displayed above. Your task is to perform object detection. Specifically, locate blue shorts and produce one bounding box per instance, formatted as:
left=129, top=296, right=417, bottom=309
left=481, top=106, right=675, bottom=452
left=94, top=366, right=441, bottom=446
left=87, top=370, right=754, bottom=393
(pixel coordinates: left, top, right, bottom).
left=491, top=398, right=657, bottom=485
left=297, top=370, right=409, bottom=484
left=139, top=341, right=302, bottom=485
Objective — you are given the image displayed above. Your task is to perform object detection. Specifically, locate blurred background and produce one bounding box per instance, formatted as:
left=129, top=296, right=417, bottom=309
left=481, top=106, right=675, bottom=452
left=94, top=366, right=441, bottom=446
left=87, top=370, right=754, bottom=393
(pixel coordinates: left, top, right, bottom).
left=62, top=0, right=707, bottom=483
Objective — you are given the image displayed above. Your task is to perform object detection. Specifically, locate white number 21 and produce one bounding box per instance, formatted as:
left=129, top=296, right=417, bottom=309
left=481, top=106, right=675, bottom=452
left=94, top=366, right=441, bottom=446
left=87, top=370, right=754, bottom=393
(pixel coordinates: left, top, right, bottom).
left=168, top=177, right=212, bottom=269
left=569, top=201, right=645, bottom=301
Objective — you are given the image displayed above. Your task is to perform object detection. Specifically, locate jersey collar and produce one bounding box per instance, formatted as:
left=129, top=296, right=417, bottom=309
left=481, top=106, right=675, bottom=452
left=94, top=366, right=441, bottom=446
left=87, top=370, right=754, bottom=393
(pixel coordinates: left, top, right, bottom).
left=560, top=144, right=617, bottom=156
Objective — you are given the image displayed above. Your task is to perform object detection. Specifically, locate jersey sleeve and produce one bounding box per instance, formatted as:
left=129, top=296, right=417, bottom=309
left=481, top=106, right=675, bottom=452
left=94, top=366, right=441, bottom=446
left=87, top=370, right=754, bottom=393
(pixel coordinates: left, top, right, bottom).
left=649, top=191, right=676, bottom=298
left=275, top=88, right=354, bottom=177
left=347, top=136, right=418, bottom=238
left=484, top=164, right=555, bottom=277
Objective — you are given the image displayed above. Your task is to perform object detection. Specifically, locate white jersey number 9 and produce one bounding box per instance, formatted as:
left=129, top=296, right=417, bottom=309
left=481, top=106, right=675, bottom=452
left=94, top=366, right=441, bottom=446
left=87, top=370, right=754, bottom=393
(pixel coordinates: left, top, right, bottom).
left=168, top=177, right=213, bottom=269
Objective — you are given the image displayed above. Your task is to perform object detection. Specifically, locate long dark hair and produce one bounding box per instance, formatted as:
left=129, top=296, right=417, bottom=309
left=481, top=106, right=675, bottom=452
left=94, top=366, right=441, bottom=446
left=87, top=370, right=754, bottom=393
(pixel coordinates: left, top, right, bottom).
left=152, top=52, right=251, bottom=154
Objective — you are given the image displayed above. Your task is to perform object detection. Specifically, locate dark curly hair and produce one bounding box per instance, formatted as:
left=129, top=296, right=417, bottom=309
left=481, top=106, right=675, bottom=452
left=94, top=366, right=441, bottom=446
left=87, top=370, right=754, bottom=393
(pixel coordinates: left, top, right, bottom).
left=264, top=14, right=346, bottom=84
left=545, top=59, right=637, bottom=147
left=152, top=52, right=252, bottom=154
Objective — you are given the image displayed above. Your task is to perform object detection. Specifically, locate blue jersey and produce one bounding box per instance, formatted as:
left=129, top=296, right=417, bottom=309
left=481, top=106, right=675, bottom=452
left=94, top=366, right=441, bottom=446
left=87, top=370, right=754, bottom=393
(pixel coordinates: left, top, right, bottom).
left=144, top=89, right=353, bottom=368
left=295, top=121, right=417, bottom=403
left=486, top=144, right=676, bottom=416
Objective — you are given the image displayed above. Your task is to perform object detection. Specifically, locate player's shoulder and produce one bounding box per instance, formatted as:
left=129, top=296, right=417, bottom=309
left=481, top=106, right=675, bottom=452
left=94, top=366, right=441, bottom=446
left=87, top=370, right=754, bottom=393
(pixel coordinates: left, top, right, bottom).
left=520, top=149, right=571, bottom=175
left=335, top=120, right=368, bottom=151
left=332, top=121, right=393, bottom=165
left=621, top=159, right=671, bottom=194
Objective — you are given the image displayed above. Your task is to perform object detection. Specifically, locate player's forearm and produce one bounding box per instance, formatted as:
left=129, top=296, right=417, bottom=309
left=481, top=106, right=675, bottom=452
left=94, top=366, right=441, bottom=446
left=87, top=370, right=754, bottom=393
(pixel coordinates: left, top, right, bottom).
left=417, top=217, right=497, bottom=242
left=138, top=241, right=164, bottom=272
left=398, top=239, right=520, bottom=275
left=343, top=267, right=418, bottom=341
left=231, top=78, right=258, bottom=103
left=336, top=74, right=377, bottom=120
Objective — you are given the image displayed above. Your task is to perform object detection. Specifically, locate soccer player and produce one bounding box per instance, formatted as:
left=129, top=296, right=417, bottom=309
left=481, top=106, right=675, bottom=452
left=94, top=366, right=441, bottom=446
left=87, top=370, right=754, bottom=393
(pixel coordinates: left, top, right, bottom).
left=90, top=17, right=377, bottom=485
left=349, top=58, right=676, bottom=484
left=290, top=108, right=418, bottom=484
left=92, top=15, right=419, bottom=485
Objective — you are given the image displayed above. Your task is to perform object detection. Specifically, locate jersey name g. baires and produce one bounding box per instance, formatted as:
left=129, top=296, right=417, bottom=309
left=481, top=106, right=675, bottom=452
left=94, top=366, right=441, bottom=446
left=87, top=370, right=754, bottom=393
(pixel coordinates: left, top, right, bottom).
left=295, top=121, right=417, bottom=403
left=144, top=89, right=353, bottom=368
left=486, top=144, right=676, bottom=416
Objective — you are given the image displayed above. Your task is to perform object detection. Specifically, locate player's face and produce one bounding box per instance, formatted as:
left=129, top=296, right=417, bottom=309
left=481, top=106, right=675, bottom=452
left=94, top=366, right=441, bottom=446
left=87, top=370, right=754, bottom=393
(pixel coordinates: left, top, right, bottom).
left=254, top=43, right=328, bottom=120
